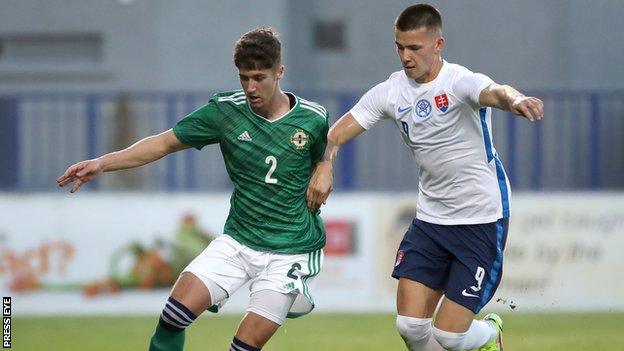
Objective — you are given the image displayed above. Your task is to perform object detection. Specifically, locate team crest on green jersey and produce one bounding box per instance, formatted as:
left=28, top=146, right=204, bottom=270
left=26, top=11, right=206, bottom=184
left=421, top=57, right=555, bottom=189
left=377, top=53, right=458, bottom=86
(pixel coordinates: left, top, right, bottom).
left=290, top=129, right=308, bottom=150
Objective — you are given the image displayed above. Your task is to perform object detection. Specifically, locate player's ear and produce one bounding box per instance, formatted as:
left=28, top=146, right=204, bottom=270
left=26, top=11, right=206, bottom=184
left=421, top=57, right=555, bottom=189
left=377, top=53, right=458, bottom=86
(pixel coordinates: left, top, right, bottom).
left=276, top=65, right=285, bottom=79
left=434, top=36, right=445, bottom=54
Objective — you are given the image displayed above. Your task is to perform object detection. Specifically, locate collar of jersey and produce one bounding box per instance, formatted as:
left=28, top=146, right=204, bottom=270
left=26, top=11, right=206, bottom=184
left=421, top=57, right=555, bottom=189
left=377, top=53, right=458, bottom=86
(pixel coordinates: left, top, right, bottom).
left=246, top=92, right=299, bottom=124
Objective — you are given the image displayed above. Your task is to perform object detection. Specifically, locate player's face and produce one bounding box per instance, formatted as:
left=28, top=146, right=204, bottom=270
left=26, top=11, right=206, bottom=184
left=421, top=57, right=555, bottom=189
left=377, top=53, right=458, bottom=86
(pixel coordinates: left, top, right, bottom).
left=395, top=27, right=444, bottom=83
left=238, top=65, right=284, bottom=110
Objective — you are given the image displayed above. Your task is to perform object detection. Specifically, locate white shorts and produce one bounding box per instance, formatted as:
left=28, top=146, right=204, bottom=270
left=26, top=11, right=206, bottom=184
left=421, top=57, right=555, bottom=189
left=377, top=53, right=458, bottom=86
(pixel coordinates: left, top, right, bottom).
left=183, top=234, right=324, bottom=318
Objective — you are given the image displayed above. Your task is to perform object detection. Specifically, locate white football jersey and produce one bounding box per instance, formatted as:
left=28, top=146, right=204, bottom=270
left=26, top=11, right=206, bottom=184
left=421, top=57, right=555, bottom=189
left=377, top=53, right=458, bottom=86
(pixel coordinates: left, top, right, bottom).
left=351, top=61, right=511, bottom=225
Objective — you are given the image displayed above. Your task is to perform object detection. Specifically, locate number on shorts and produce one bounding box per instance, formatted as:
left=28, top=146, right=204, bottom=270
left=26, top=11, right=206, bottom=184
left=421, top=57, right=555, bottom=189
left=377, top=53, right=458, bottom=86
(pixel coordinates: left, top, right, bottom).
left=287, top=263, right=301, bottom=280
left=265, top=156, right=278, bottom=184
left=470, top=266, right=486, bottom=292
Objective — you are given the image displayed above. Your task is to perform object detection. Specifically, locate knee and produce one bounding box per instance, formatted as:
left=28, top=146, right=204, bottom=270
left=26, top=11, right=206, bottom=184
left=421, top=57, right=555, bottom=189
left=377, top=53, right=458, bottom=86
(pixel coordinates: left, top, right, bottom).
left=432, top=327, right=465, bottom=351
left=396, top=315, right=432, bottom=343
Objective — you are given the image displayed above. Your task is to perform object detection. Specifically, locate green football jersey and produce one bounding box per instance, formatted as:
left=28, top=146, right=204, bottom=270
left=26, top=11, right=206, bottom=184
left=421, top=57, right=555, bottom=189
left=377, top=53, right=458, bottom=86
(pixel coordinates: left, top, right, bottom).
left=173, top=90, right=329, bottom=254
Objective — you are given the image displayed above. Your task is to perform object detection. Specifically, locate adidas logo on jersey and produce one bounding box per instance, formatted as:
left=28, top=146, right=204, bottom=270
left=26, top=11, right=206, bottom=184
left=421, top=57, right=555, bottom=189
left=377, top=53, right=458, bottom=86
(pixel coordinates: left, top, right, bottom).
left=237, top=131, right=252, bottom=142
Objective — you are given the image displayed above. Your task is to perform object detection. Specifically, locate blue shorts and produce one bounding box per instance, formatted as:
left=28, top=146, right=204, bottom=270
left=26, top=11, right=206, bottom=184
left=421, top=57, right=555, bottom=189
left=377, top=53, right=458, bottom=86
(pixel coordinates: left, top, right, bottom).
left=392, top=218, right=509, bottom=314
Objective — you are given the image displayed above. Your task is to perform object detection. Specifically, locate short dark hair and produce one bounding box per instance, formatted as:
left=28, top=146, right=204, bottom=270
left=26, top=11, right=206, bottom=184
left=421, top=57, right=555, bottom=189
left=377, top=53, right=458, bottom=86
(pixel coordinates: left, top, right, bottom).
left=233, top=27, right=281, bottom=70
left=395, top=4, right=442, bottom=34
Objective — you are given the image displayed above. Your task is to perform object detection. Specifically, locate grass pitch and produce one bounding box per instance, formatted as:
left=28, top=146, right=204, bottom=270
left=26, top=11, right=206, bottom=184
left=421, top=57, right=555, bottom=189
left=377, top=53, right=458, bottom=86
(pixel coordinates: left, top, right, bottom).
left=14, top=312, right=624, bottom=350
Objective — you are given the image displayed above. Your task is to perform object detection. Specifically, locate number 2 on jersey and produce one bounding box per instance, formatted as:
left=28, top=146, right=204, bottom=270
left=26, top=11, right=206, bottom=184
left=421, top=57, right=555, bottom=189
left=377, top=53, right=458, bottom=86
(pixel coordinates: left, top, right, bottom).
left=265, top=156, right=278, bottom=184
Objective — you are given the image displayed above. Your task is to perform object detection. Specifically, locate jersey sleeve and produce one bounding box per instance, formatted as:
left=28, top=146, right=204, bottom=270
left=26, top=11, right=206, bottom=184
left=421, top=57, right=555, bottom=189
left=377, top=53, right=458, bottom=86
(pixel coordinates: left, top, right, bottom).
left=349, top=81, right=391, bottom=130
left=310, top=114, right=329, bottom=163
left=172, top=98, right=223, bottom=149
left=453, top=72, right=495, bottom=106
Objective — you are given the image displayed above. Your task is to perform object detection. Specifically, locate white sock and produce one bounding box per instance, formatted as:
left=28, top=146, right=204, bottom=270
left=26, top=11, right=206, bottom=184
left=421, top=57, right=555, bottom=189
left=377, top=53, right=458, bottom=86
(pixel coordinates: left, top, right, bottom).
left=396, top=316, right=444, bottom=351
left=432, top=320, right=494, bottom=351
left=423, top=332, right=445, bottom=351
left=463, top=320, right=496, bottom=349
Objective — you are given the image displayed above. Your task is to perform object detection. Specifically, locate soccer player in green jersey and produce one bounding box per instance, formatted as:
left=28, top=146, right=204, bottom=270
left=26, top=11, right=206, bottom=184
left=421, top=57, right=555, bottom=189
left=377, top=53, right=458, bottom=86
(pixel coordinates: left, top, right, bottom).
left=57, top=27, right=329, bottom=351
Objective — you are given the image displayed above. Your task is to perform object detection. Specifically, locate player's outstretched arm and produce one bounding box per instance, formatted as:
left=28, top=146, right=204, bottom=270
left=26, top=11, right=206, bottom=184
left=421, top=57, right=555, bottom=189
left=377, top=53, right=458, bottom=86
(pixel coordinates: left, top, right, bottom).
left=57, top=129, right=189, bottom=193
left=479, top=84, right=544, bottom=121
left=307, top=113, right=365, bottom=212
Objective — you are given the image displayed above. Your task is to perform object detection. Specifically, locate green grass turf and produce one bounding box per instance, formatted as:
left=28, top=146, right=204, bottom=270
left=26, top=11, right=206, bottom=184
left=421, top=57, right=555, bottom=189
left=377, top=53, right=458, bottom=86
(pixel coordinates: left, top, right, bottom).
left=13, top=312, right=624, bottom=351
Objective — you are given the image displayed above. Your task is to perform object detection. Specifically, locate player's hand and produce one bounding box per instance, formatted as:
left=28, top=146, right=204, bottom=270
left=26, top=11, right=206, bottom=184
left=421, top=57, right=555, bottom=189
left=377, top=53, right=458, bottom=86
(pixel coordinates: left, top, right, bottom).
left=56, top=158, right=104, bottom=193
left=307, top=161, right=333, bottom=213
left=511, top=96, right=543, bottom=122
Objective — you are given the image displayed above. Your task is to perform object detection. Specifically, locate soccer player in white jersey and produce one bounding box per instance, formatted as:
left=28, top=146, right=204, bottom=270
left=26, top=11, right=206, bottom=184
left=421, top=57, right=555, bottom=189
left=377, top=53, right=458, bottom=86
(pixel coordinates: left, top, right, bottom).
left=307, top=4, right=543, bottom=351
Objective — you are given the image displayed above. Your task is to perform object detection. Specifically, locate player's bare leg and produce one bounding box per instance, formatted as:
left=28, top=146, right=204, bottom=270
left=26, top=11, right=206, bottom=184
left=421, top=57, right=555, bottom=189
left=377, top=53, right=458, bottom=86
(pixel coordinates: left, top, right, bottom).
left=397, top=278, right=443, bottom=317
left=433, top=297, right=474, bottom=332
left=169, top=272, right=213, bottom=315
left=233, top=312, right=281, bottom=350
left=396, top=278, right=444, bottom=351
left=149, top=272, right=213, bottom=351
left=230, top=289, right=295, bottom=350
left=432, top=298, right=501, bottom=351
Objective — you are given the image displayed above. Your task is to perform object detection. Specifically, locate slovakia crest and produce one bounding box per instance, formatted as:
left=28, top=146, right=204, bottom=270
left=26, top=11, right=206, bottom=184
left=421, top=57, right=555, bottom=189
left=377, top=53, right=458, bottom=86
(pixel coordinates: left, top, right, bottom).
left=434, top=93, right=449, bottom=112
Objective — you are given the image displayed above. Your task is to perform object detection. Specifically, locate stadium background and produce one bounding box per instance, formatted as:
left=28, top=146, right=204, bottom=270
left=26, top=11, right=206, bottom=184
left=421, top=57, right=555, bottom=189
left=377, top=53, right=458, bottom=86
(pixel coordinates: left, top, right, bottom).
left=1, top=0, right=623, bottom=350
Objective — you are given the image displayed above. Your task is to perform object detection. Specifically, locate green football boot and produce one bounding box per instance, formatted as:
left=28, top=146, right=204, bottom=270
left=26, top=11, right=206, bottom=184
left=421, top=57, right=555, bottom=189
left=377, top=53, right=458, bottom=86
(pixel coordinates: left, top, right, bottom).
left=477, top=313, right=504, bottom=351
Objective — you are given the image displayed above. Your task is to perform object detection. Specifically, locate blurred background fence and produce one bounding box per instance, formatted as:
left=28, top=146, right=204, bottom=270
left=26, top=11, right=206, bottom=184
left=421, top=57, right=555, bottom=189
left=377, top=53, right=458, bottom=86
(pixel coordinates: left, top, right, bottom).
left=1, top=90, right=623, bottom=192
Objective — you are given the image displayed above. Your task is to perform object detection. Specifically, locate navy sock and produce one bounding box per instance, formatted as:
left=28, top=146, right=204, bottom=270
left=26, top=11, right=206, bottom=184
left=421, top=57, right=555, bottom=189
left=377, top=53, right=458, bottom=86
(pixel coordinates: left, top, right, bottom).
left=230, top=336, right=261, bottom=351
left=159, top=296, right=198, bottom=331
